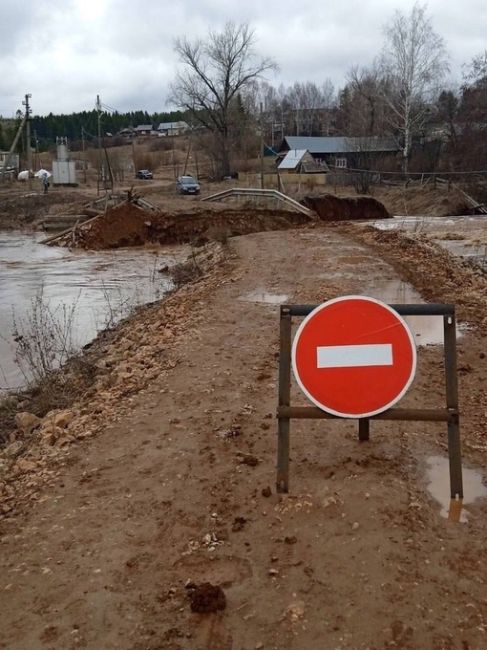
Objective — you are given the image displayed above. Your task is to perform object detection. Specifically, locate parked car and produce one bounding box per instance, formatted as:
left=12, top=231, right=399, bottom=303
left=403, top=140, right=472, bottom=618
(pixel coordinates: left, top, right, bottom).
left=136, top=169, right=153, bottom=180
left=176, top=175, right=200, bottom=195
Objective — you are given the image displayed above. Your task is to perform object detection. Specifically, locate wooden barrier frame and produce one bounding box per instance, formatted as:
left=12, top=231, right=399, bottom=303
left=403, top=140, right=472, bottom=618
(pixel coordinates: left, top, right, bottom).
left=276, top=303, right=463, bottom=501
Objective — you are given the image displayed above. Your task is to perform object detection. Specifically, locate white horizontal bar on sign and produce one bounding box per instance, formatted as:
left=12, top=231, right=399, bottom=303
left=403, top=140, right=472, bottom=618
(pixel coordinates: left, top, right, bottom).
left=316, top=344, right=393, bottom=368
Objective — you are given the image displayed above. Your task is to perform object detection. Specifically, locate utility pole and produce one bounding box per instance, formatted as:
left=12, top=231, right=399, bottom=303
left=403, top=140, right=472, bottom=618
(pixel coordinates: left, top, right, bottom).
left=81, top=127, right=87, bottom=183
left=260, top=102, right=264, bottom=189
left=96, top=94, right=102, bottom=194
left=22, top=93, right=32, bottom=188
left=33, top=129, right=39, bottom=170
left=0, top=110, right=27, bottom=183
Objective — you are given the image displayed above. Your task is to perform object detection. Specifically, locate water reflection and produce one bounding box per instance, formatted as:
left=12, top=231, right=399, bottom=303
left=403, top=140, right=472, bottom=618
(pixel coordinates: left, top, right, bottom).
left=239, top=290, right=289, bottom=304
left=426, top=455, right=487, bottom=523
left=0, top=232, right=183, bottom=391
left=361, top=280, right=465, bottom=346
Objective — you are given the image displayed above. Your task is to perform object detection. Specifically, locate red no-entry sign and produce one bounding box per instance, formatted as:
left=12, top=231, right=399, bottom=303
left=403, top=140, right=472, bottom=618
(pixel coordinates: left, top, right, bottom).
left=292, top=296, right=417, bottom=418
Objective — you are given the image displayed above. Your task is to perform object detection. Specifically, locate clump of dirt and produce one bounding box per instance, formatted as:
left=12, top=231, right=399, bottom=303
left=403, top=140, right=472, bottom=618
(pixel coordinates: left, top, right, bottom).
left=186, top=582, right=226, bottom=613
left=73, top=202, right=150, bottom=248
left=58, top=201, right=312, bottom=250
left=303, top=194, right=390, bottom=221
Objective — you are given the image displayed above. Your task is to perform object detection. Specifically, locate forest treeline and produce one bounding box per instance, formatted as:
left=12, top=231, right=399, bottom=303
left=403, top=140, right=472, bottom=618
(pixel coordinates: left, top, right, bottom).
left=0, top=109, right=185, bottom=151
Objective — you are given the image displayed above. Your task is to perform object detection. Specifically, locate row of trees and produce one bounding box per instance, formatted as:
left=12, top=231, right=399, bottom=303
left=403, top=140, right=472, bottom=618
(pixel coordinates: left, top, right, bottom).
left=170, top=4, right=486, bottom=177
left=30, top=110, right=185, bottom=145
left=0, top=109, right=186, bottom=153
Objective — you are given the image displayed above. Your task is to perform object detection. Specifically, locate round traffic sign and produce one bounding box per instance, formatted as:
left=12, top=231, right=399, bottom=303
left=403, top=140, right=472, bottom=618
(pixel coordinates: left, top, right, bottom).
left=292, top=296, right=417, bottom=418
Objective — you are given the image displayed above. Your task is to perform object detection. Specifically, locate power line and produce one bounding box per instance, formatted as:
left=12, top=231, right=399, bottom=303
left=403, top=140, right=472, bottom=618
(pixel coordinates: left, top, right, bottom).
left=101, top=102, right=119, bottom=113
left=333, top=165, right=487, bottom=176
left=81, top=126, right=97, bottom=140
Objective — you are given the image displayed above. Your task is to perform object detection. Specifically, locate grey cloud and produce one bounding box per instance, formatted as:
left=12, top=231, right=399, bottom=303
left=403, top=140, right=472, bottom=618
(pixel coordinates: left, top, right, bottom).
left=0, top=0, right=484, bottom=115
left=0, top=0, right=43, bottom=55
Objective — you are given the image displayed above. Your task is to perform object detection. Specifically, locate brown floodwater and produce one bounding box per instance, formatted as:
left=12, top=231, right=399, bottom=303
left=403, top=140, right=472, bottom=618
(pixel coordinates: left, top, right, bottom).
left=368, top=215, right=487, bottom=271
left=0, top=231, right=183, bottom=391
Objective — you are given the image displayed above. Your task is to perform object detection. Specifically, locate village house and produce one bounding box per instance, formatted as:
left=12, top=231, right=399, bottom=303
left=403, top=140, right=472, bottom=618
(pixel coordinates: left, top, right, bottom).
left=157, top=121, right=189, bottom=136
left=278, top=149, right=328, bottom=173
left=278, top=136, right=400, bottom=171
left=118, top=127, right=136, bottom=139
left=135, top=124, right=155, bottom=137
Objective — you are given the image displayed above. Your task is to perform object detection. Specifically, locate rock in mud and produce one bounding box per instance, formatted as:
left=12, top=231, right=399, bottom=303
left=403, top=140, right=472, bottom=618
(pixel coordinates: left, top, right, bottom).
left=3, top=441, right=24, bottom=458
left=14, top=412, right=41, bottom=434
left=52, top=410, right=75, bottom=429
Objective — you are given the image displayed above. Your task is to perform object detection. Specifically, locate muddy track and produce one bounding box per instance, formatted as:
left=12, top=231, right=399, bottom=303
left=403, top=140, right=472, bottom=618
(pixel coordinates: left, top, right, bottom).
left=0, top=224, right=486, bottom=649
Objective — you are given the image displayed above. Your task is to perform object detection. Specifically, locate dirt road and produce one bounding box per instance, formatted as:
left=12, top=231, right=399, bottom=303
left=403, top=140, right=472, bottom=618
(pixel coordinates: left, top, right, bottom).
left=1, top=226, right=486, bottom=649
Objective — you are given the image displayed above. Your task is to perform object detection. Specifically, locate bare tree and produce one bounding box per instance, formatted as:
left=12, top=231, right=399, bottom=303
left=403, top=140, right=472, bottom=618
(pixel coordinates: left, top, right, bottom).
left=463, top=50, right=487, bottom=86
left=170, top=22, right=277, bottom=178
left=455, top=50, right=487, bottom=172
left=347, top=65, right=391, bottom=135
left=379, top=2, right=449, bottom=174
left=287, top=82, right=329, bottom=135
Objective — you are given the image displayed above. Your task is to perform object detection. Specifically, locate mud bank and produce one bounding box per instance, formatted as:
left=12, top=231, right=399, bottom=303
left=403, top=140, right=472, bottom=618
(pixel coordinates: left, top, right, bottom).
left=304, top=193, right=390, bottom=220
left=0, top=241, right=226, bottom=504
left=0, top=190, right=91, bottom=229
left=56, top=202, right=313, bottom=249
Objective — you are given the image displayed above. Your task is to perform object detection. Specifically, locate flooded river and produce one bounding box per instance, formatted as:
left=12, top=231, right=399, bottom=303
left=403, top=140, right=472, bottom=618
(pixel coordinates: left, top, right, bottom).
left=370, top=215, right=487, bottom=270
left=0, top=232, right=182, bottom=392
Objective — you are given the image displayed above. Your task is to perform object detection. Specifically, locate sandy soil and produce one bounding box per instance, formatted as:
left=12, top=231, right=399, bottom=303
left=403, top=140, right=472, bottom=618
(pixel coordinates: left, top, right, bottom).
left=0, top=220, right=486, bottom=649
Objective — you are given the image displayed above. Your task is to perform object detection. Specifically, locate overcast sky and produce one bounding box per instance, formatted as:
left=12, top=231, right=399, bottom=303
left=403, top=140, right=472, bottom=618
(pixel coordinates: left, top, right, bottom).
left=0, top=0, right=485, bottom=117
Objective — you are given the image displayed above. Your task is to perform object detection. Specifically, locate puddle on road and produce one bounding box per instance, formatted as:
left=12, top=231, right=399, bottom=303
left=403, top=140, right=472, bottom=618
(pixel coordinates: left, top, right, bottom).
left=238, top=290, right=289, bottom=305
left=361, top=280, right=466, bottom=346
left=239, top=280, right=464, bottom=345
left=426, top=455, right=487, bottom=522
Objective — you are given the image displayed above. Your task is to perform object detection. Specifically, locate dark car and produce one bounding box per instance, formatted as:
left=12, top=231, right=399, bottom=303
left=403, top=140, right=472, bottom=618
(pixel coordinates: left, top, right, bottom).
left=136, top=169, right=153, bottom=180
left=176, top=175, right=200, bottom=195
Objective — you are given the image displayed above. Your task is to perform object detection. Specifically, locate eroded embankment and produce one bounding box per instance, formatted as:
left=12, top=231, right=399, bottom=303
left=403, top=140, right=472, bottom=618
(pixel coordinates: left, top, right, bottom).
left=304, top=193, right=390, bottom=220
left=57, top=203, right=313, bottom=249
left=53, top=192, right=393, bottom=250
left=3, top=221, right=487, bottom=522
